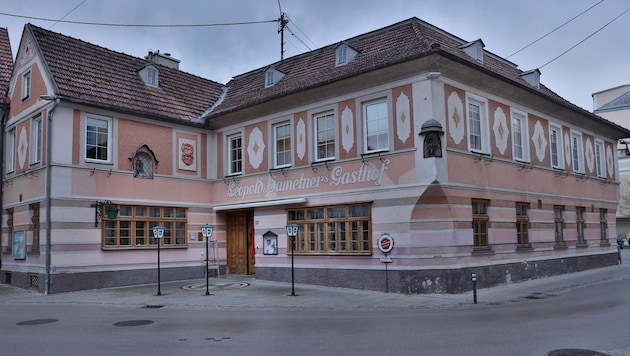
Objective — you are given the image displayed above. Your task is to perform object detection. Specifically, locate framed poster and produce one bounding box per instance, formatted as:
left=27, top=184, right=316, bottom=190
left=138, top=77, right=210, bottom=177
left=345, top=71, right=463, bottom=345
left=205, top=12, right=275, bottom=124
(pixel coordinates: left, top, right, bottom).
left=263, top=232, right=278, bottom=255
left=12, top=230, right=26, bottom=259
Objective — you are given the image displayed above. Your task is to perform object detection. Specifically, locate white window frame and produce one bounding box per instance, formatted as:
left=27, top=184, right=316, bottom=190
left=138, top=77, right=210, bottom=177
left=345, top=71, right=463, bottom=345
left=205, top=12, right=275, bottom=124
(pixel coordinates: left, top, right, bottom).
left=510, top=109, right=529, bottom=162
left=595, top=139, right=606, bottom=178
left=571, top=131, right=584, bottom=174
left=22, top=71, right=31, bottom=100
left=363, top=98, right=390, bottom=153
left=337, top=47, right=348, bottom=66
left=273, top=121, right=292, bottom=168
left=314, top=110, right=336, bottom=161
left=265, top=71, right=274, bottom=87
left=7, top=128, right=15, bottom=173
left=549, top=124, right=564, bottom=169
left=227, top=132, right=243, bottom=175
left=465, top=94, right=490, bottom=154
left=31, top=115, right=43, bottom=164
left=85, top=115, right=112, bottom=163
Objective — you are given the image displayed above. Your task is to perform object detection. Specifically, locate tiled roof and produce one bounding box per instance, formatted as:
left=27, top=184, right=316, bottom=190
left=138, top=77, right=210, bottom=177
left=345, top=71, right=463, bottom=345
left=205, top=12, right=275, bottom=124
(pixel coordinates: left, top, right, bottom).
left=0, top=27, right=13, bottom=99
left=205, top=17, right=610, bottom=129
left=28, top=24, right=224, bottom=122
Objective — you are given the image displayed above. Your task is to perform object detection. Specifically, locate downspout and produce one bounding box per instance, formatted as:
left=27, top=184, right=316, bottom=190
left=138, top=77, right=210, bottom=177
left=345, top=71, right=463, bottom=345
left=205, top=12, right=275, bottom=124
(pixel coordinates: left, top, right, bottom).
left=0, top=97, right=10, bottom=273
left=44, top=97, right=59, bottom=295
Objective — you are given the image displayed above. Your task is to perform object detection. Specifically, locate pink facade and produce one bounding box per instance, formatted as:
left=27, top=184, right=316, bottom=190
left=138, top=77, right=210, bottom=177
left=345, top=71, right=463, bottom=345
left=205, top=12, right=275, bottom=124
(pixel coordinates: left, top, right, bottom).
left=1, top=19, right=628, bottom=294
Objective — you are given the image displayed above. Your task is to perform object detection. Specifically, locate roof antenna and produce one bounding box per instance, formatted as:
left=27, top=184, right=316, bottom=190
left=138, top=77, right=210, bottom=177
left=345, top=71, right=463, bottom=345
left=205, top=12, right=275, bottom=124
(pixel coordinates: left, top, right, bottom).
left=277, top=1, right=288, bottom=60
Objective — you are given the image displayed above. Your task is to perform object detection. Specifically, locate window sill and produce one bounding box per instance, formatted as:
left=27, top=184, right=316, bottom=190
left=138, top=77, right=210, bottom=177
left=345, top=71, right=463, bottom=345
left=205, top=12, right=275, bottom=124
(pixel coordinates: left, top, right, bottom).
left=576, top=243, right=589, bottom=248
left=472, top=248, right=494, bottom=256
left=516, top=246, right=533, bottom=252
left=553, top=244, right=568, bottom=250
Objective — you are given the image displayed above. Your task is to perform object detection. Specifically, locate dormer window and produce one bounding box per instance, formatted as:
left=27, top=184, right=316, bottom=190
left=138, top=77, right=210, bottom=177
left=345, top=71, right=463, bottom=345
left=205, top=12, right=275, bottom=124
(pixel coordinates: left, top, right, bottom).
left=335, top=42, right=358, bottom=67
left=138, top=64, right=160, bottom=88
left=459, top=39, right=485, bottom=63
left=519, top=68, right=541, bottom=89
left=264, top=67, right=285, bottom=88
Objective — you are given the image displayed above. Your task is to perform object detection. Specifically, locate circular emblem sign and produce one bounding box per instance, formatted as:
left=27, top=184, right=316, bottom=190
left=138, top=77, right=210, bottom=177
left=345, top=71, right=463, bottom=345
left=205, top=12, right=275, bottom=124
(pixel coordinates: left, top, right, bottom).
left=377, top=234, right=394, bottom=254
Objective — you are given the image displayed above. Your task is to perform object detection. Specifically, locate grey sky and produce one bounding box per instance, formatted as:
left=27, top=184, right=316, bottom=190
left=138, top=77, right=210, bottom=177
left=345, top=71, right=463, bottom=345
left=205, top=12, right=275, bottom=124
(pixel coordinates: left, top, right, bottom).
left=1, top=0, right=629, bottom=111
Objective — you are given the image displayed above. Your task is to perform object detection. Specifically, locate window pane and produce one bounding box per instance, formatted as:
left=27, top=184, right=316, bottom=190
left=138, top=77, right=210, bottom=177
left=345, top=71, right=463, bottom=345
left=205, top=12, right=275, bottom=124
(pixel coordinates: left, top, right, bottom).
left=364, top=100, right=388, bottom=152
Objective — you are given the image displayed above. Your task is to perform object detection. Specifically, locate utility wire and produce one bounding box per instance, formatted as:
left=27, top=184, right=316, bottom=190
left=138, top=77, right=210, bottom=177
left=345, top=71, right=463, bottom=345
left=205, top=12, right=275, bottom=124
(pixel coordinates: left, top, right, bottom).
left=49, top=0, right=87, bottom=30
left=286, top=14, right=317, bottom=49
left=0, top=11, right=276, bottom=28
left=286, top=25, right=312, bottom=51
left=507, top=0, right=605, bottom=59
left=540, top=5, right=630, bottom=69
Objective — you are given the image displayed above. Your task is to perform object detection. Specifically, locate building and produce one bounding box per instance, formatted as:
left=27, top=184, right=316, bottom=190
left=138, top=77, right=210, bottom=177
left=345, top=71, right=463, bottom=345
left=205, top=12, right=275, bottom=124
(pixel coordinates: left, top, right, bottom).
left=593, top=86, right=630, bottom=236
left=2, top=18, right=628, bottom=294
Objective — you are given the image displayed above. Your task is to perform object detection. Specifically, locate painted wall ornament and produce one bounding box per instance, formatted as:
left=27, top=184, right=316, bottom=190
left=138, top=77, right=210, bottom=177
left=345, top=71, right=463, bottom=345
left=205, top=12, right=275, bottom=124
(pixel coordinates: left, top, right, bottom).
left=585, top=137, right=594, bottom=173
left=606, top=145, right=614, bottom=178
left=447, top=92, right=464, bottom=144
left=492, top=107, right=508, bottom=155
left=341, top=105, right=354, bottom=153
left=564, top=132, right=572, bottom=168
left=17, top=126, right=28, bottom=170
left=396, top=93, right=411, bottom=143
left=532, top=121, right=547, bottom=162
left=178, top=138, right=196, bottom=171
left=297, top=118, right=306, bottom=160
left=248, top=127, right=265, bottom=169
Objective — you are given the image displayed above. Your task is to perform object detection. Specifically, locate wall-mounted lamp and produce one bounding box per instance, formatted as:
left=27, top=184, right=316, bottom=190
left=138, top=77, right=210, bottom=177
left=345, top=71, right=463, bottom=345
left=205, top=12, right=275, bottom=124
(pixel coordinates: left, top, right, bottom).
left=90, top=200, right=119, bottom=227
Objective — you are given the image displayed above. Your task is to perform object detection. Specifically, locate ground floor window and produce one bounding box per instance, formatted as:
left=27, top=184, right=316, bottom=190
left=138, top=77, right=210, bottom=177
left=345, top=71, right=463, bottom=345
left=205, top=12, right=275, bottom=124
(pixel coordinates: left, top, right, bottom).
left=576, top=207, right=586, bottom=245
left=102, top=206, right=187, bottom=249
left=516, top=202, right=530, bottom=247
left=554, top=205, right=565, bottom=246
left=600, top=208, right=608, bottom=242
left=472, top=199, right=490, bottom=250
left=287, top=203, right=372, bottom=255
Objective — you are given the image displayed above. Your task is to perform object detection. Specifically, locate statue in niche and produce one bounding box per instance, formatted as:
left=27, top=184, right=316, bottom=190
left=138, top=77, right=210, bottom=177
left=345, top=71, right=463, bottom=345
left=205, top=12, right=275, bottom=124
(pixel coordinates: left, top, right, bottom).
left=424, top=132, right=442, bottom=158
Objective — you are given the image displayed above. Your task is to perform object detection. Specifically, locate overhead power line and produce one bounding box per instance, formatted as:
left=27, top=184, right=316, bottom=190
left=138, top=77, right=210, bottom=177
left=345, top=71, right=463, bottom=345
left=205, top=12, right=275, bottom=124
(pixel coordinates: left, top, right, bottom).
left=0, top=11, right=276, bottom=28
left=49, top=0, right=87, bottom=30
left=507, top=0, right=605, bottom=59
left=540, top=5, right=630, bottom=69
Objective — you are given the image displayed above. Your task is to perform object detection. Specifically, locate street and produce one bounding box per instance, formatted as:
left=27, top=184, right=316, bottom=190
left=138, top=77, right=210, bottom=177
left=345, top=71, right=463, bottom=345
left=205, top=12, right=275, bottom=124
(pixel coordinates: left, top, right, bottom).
left=2, top=249, right=630, bottom=355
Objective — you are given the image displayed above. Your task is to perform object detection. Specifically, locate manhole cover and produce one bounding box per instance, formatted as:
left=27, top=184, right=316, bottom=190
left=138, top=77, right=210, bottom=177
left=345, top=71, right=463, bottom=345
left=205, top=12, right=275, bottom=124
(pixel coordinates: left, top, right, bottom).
left=113, top=320, right=154, bottom=327
left=548, top=349, right=608, bottom=356
left=17, top=319, right=58, bottom=326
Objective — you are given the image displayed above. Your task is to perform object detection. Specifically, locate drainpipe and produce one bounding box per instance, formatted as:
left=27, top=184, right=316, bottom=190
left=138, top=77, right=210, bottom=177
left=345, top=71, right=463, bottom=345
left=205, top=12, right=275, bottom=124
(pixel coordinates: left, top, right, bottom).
left=43, top=96, right=59, bottom=295
left=0, top=97, right=10, bottom=273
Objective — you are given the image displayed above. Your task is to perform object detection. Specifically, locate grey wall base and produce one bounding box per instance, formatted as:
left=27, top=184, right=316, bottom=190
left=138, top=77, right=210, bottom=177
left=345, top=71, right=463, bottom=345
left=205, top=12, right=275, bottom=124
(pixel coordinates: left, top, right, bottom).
left=256, top=252, right=619, bottom=294
left=1, top=265, right=225, bottom=294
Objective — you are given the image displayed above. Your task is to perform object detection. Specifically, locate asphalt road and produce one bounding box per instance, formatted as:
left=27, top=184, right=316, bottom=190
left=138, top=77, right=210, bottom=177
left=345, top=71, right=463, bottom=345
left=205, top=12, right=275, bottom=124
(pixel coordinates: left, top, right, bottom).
left=2, top=249, right=630, bottom=355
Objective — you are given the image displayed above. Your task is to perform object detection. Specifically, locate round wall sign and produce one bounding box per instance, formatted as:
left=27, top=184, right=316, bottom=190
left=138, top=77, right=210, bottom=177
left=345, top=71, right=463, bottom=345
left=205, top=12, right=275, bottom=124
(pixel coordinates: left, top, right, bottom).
left=377, top=234, right=394, bottom=254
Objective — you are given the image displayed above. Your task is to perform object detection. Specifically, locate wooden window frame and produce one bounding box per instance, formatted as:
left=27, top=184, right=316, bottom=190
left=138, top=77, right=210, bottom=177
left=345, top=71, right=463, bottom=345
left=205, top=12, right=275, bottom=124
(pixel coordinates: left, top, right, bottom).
left=102, top=205, right=187, bottom=250
left=287, top=203, right=372, bottom=256
left=600, top=208, right=608, bottom=242
left=472, top=199, right=490, bottom=250
left=554, top=205, right=566, bottom=246
left=516, top=202, right=530, bottom=248
left=576, top=207, right=586, bottom=245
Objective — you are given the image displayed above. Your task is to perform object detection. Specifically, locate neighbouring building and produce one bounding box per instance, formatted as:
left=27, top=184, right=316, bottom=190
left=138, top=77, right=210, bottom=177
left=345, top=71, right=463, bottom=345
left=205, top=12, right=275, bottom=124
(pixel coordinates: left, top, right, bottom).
left=593, top=87, right=630, bottom=236
left=2, top=18, right=629, bottom=294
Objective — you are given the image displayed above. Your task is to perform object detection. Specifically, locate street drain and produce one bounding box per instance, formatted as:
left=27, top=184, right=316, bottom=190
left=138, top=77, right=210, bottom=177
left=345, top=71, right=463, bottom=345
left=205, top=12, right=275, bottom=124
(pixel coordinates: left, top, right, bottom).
left=113, top=320, right=154, bottom=327
left=548, top=349, right=608, bottom=356
left=182, top=282, right=249, bottom=291
left=524, top=293, right=545, bottom=299
left=17, top=319, right=58, bottom=326
left=204, top=337, right=232, bottom=342
left=142, top=305, right=164, bottom=309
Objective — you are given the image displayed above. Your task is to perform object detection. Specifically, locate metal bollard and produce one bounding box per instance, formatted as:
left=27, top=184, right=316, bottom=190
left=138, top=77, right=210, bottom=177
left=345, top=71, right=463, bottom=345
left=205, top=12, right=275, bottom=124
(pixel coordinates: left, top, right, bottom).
left=472, top=273, right=477, bottom=304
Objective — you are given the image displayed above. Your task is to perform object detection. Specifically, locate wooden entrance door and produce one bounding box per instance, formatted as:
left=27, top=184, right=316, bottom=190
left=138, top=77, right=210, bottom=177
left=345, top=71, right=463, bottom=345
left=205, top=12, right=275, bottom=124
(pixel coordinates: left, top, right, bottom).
left=226, top=212, right=255, bottom=275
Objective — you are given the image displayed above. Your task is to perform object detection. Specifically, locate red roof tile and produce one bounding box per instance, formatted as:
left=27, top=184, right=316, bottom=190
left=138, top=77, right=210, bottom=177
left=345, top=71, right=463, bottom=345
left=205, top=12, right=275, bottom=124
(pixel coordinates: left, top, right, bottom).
left=28, top=24, right=223, bottom=122
left=0, top=27, right=13, bottom=99
left=205, top=18, right=600, bottom=127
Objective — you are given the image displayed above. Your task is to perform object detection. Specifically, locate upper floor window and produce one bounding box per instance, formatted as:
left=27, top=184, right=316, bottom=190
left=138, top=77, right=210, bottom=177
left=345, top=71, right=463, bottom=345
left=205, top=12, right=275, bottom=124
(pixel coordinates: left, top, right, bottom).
left=472, top=199, right=490, bottom=250
left=549, top=124, right=564, bottom=169
left=595, top=139, right=606, bottom=178
left=86, top=116, right=112, bottom=162
left=7, top=129, right=15, bottom=173
left=315, top=111, right=335, bottom=161
left=274, top=122, right=291, bottom=168
left=571, top=131, right=584, bottom=174
left=22, top=71, right=31, bottom=100
left=511, top=109, right=529, bottom=162
left=228, top=133, right=243, bottom=175
left=363, top=98, right=389, bottom=153
left=31, top=115, right=43, bottom=164
left=466, top=94, right=489, bottom=154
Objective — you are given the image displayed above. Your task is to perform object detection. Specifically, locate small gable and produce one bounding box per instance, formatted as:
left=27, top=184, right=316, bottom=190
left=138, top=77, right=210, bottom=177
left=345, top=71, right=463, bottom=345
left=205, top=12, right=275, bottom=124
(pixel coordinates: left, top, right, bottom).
left=459, top=39, right=485, bottom=63
left=265, top=66, right=285, bottom=88
left=519, top=68, right=541, bottom=89
left=335, top=42, right=358, bottom=67
left=138, top=64, right=160, bottom=88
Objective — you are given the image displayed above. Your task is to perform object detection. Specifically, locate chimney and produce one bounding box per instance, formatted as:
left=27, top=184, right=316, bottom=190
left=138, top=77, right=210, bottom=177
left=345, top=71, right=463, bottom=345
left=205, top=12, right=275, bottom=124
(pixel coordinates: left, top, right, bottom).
left=145, top=50, right=180, bottom=70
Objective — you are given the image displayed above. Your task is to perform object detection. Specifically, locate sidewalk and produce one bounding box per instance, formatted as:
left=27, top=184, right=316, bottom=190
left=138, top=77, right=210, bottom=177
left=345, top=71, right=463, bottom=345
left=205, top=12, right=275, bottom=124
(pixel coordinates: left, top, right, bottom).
left=0, top=262, right=626, bottom=311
